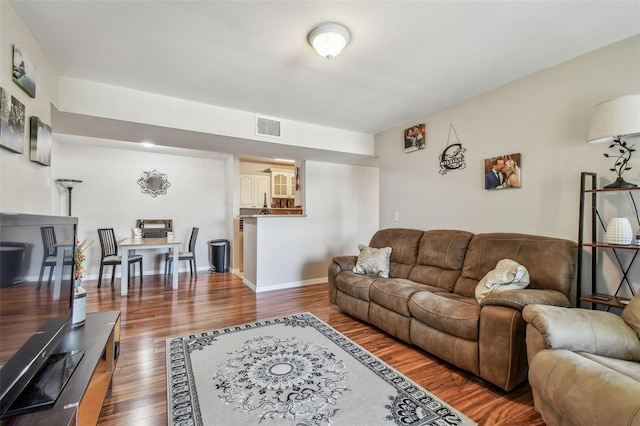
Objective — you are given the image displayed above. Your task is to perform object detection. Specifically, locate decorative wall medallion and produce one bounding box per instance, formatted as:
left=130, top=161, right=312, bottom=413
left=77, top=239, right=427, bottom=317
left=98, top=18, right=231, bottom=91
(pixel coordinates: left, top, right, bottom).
left=439, top=124, right=466, bottom=175
left=138, top=170, right=171, bottom=197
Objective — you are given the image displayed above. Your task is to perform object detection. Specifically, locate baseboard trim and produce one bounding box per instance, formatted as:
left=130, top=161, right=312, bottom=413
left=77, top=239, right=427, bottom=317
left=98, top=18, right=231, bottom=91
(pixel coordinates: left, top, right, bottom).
left=242, top=277, right=327, bottom=293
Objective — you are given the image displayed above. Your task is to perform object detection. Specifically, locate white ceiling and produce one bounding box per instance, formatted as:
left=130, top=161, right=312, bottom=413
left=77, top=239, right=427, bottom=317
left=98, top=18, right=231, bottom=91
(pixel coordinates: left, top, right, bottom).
left=9, top=0, right=640, bottom=163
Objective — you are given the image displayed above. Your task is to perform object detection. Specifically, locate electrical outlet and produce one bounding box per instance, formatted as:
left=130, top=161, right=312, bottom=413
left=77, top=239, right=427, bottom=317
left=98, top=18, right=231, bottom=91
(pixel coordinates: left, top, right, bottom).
left=393, top=211, right=400, bottom=222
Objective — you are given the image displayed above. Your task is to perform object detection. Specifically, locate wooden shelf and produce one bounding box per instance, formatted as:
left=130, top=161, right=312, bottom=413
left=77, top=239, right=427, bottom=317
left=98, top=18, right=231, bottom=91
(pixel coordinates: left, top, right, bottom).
left=584, top=187, right=640, bottom=193
left=582, top=242, right=640, bottom=250
left=580, top=293, right=631, bottom=309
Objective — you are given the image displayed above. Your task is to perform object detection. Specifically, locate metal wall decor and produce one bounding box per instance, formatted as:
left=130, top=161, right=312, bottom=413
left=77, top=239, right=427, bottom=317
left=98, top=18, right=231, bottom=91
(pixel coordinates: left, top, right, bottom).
left=439, top=124, right=466, bottom=175
left=138, top=170, right=171, bottom=197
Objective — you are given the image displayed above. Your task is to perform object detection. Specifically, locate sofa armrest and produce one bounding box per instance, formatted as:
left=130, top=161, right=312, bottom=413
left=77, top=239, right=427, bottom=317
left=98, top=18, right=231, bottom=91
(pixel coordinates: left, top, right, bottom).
left=332, top=255, right=357, bottom=272
left=523, top=304, right=640, bottom=361
left=480, top=289, right=569, bottom=311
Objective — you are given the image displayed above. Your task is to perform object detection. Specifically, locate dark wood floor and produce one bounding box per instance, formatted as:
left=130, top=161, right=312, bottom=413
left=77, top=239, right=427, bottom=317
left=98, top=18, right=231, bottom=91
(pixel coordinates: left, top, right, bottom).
left=81, top=272, right=544, bottom=425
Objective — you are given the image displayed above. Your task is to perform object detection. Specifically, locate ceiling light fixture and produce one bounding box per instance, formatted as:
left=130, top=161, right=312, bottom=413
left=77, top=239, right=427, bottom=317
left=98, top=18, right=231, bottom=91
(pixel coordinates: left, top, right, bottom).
left=141, top=141, right=155, bottom=148
left=308, top=22, right=351, bottom=60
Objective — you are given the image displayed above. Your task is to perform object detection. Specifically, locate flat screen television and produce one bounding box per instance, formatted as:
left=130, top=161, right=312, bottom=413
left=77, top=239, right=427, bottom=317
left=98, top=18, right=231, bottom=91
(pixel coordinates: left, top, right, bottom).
left=0, top=213, right=78, bottom=418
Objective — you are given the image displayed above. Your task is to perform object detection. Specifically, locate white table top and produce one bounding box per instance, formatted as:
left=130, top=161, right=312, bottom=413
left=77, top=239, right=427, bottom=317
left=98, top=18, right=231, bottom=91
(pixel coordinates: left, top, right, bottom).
left=119, top=237, right=182, bottom=247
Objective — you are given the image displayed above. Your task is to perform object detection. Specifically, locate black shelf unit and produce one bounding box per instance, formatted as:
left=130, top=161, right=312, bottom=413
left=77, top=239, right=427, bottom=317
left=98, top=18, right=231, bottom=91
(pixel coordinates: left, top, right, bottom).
left=577, top=172, right=640, bottom=309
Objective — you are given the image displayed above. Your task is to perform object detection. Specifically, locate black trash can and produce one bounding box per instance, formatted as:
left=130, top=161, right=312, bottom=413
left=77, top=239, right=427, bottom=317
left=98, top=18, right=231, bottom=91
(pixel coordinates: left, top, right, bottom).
left=208, top=239, right=229, bottom=272
left=0, top=243, right=27, bottom=287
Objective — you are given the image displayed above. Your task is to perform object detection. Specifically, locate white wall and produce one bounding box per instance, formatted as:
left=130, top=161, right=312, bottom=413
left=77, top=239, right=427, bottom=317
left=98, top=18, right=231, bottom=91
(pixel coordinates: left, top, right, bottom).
left=0, top=0, right=60, bottom=214
left=56, top=141, right=228, bottom=279
left=375, top=35, right=640, bottom=300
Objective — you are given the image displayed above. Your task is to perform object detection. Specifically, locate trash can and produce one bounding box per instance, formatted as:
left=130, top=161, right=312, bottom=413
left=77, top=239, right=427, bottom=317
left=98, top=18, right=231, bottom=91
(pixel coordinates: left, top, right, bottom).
left=0, top=243, right=27, bottom=287
left=208, top=239, right=229, bottom=272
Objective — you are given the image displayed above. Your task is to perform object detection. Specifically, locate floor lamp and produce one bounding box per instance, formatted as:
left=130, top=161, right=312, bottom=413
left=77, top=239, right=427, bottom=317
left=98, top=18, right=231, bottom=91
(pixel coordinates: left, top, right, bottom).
left=56, top=179, right=83, bottom=216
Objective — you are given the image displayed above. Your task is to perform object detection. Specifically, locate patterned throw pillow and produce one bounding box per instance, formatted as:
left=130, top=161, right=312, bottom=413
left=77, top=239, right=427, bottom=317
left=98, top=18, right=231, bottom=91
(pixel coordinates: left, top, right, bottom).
left=352, top=244, right=392, bottom=278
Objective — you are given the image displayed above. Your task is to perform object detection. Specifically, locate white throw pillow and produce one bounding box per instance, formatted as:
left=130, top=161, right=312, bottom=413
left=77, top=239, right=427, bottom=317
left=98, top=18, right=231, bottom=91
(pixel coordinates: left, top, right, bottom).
left=352, top=244, right=392, bottom=278
left=475, top=259, right=530, bottom=303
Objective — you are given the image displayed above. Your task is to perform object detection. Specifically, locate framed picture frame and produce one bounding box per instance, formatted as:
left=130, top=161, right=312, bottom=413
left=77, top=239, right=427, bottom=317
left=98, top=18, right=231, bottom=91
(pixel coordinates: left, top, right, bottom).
left=484, top=153, right=521, bottom=190
left=0, top=88, right=25, bottom=154
left=12, top=45, right=36, bottom=98
left=404, top=123, right=426, bottom=153
left=30, top=116, right=52, bottom=166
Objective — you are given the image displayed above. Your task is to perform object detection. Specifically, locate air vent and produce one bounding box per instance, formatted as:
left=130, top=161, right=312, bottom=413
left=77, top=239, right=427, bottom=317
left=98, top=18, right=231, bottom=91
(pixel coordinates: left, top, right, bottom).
left=256, top=116, right=282, bottom=138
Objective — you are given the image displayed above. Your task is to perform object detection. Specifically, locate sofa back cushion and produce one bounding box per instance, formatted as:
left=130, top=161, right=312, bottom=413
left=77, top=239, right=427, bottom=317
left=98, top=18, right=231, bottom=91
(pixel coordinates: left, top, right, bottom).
left=454, top=233, right=578, bottom=299
left=369, top=228, right=424, bottom=279
left=408, top=230, right=474, bottom=292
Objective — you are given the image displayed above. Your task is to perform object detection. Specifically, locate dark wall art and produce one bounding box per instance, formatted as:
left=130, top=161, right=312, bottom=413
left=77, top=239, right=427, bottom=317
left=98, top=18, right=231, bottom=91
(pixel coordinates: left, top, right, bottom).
left=30, top=117, right=52, bottom=166
left=12, top=45, right=36, bottom=98
left=0, top=88, right=25, bottom=154
left=484, top=153, right=521, bottom=190
left=404, top=123, right=426, bottom=153
left=439, top=124, right=466, bottom=175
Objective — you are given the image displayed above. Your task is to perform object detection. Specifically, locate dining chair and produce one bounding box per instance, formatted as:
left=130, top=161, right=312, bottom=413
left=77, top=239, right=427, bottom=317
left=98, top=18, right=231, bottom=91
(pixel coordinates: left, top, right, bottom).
left=164, top=227, right=199, bottom=278
left=97, top=228, right=143, bottom=288
left=37, top=226, right=73, bottom=289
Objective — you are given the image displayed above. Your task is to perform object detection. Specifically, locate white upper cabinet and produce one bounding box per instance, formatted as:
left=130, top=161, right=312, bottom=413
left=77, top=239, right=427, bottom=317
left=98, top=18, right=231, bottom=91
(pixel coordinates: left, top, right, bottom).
left=240, top=174, right=271, bottom=208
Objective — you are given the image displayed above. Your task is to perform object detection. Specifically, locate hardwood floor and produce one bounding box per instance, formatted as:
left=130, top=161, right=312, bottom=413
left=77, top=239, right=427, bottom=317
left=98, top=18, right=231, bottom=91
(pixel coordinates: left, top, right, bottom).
left=81, top=272, right=543, bottom=425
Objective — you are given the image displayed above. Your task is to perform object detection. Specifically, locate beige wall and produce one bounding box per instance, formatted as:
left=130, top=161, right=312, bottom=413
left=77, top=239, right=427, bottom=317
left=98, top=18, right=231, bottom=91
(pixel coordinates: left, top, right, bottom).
left=1, top=0, right=60, bottom=214
left=375, top=35, right=640, bottom=302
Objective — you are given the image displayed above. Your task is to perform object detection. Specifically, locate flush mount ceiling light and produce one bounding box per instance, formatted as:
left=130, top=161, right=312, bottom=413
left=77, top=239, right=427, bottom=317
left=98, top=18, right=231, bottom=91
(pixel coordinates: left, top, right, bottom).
left=307, top=22, right=351, bottom=60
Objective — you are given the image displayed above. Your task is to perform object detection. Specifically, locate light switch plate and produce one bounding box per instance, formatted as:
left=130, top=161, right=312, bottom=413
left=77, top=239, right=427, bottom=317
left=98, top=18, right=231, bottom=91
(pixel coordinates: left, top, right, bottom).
left=393, top=211, right=400, bottom=222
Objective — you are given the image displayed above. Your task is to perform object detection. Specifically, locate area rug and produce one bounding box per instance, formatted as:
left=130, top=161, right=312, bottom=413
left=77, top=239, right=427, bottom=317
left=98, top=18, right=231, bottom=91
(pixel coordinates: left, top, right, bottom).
left=166, top=312, right=476, bottom=426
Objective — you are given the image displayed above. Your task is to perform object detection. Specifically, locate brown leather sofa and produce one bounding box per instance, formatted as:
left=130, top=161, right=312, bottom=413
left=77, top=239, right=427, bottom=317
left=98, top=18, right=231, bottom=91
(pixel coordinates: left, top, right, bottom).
left=523, top=300, right=640, bottom=426
left=328, top=228, right=578, bottom=391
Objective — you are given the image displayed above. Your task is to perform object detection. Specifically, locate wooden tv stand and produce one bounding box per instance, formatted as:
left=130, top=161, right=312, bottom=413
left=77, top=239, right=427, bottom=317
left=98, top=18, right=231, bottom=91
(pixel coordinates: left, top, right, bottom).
left=1, top=311, right=121, bottom=426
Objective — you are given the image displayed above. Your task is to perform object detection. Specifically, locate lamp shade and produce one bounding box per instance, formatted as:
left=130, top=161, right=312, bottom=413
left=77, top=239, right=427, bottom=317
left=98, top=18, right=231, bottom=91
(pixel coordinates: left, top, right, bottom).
left=308, top=22, right=351, bottom=59
left=588, top=94, right=640, bottom=144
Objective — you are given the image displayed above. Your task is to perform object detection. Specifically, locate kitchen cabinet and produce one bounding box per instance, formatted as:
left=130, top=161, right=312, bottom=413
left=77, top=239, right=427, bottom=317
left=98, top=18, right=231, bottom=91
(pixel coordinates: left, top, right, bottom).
left=240, top=174, right=271, bottom=208
left=270, top=169, right=295, bottom=198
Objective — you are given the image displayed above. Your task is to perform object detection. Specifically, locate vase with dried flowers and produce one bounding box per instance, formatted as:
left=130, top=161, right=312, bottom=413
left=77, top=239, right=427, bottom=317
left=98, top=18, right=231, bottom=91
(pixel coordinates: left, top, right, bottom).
left=73, top=239, right=93, bottom=327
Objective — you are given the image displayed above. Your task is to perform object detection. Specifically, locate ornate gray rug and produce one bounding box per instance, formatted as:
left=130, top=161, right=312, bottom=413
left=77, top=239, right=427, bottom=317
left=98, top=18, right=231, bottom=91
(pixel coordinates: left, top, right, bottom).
left=166, top=312, right=476, bottom=426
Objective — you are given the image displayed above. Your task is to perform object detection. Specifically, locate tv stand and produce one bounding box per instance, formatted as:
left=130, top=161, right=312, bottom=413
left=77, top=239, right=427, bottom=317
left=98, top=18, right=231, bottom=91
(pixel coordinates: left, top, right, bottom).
left=1, top=311, right=121, bottom=426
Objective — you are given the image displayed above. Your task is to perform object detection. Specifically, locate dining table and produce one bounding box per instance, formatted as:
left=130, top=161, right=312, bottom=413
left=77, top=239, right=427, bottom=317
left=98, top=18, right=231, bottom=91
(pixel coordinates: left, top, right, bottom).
left=118, top=237, right=182, bottom=295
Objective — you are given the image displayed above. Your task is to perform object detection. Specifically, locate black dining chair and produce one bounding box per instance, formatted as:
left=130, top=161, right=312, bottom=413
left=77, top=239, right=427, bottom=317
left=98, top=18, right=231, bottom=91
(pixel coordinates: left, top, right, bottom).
left=37, top=226, right=73, bottom=289
left=164, top=227, right=199, bottom=278
left=97, top=228, right=143, bottom=288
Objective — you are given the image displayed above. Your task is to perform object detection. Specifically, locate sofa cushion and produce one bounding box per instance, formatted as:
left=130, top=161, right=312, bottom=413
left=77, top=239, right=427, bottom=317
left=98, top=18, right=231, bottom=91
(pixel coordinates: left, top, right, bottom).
left=408, top=291, right=481, bottom=341
left=370, top=278, right=443, bottom=316
left=352, top=244, right=392, bottom=278
left=622, top=292, right=640, bottom=339
left=369, top=228, right=424, bottom=279
left=454, top=233, right=577, bottom=299
left=408, top=230, right=473, bottom=292
left=578, top=352, right=640, bottom=382
left=334, top=271, right=376, bottom=301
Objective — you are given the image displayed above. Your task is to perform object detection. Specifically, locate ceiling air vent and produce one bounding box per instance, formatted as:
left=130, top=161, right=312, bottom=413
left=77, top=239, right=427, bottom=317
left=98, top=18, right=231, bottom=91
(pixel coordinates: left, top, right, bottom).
left=256, top=116, right=282, bottom=138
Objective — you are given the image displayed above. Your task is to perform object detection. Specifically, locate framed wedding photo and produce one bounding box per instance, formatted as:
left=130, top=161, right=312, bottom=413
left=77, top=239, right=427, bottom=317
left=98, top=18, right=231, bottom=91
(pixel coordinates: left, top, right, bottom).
left=404, top=123, right=426, bottom=153
left=483, top=153, right=521, bottom=190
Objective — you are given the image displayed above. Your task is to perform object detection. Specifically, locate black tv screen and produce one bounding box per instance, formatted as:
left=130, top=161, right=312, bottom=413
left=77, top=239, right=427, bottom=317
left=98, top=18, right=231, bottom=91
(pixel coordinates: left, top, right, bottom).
left=0, top=213, right=77, bottom=417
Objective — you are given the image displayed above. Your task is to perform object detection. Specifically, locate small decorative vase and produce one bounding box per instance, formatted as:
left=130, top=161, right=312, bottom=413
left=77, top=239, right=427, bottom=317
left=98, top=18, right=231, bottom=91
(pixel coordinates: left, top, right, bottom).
left=605, top=217, right=633, bottom=245
left=72, top=279, right=86, bottom=327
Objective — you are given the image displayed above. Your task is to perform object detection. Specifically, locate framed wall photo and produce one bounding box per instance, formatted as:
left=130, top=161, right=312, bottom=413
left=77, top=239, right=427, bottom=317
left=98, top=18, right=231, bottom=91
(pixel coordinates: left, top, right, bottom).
left=484, top=153, right=521, bottom=190
left=30, top=116, right=52, bottom=166
left=404, top=123, right=426, bottom=153
left=0, top=88, right=25, bottom=154
left=12, top=45, right=36, bottom=98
